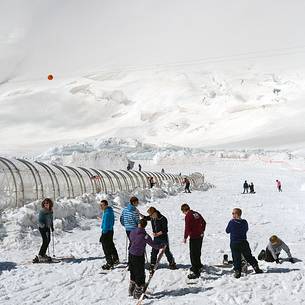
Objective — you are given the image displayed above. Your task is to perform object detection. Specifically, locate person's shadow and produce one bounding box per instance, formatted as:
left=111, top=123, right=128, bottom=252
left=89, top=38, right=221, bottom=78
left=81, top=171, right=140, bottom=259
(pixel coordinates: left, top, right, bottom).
left=0, top=261, right=17, bottom=274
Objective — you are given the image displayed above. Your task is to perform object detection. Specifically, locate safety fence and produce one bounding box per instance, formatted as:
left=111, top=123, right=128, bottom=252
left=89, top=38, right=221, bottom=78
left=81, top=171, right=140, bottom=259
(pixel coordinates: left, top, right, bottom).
left=0, top=157, right=204, bottom=210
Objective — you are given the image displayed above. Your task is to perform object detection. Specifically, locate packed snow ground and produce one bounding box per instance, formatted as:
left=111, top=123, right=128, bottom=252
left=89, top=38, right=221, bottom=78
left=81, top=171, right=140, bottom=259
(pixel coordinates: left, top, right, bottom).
left=1, top=157, right=305, bottom=305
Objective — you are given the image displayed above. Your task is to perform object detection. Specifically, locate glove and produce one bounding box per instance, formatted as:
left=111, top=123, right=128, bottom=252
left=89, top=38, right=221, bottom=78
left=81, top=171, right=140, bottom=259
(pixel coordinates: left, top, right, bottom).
left=289, top=258, right=295, bottom=264
left=275, top=258, right=280, bottom=264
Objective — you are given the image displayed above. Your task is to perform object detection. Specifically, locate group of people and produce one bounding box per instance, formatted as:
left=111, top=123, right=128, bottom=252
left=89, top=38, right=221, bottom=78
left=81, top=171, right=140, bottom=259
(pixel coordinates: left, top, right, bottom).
left=34, top=196, right=294, bottom=300
left=242, top=180, right=255, bottom=194
left=243, top=179, right=283, bottom=194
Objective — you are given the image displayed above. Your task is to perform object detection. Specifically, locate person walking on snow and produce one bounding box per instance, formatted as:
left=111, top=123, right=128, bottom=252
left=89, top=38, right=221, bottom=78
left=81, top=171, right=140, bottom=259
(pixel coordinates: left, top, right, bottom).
left=276, top=180, right=282, bottom=192
left=144, top=207, right=176, bottom=272
left=243, top=180, right=249, bottom=193
left=138, top=164, right=142, bottom=171
left=183, top=177, right=191, bottom=193
left=249, top=182, right=255, bottom=193
left=181, top=203, right=206, bottom=279
left=258, top=235, right=294, bottom=263
left=128, top=219, right=164, bottom=299
left=99, top=200, right=119, bottom=270
left=226, top=208, right=263, bottom=278
left=33, top=198, right=54, bottom=263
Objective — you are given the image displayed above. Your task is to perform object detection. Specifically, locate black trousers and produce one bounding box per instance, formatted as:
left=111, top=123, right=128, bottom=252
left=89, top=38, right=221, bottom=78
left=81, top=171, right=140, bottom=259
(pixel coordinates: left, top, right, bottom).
left=189, top=237, right=203, bottom=275
left=230, top=240, right=258, bottom=272
left=39, top=227, right=51, bottom=256
left=243, top=187, right=249, bottom=193
left=129, top=253, right=145, bottom=286
left=265, top=248, right=278, bottom=262
left=100, top=231, right=119, bottom=264
left=185, top=184, right=191, bottom=193
left=150, top=237, right=174, bottom=265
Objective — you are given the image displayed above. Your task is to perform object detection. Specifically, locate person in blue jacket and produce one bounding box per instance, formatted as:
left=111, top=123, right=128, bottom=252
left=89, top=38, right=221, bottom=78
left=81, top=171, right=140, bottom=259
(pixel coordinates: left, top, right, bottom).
left=226, top=208, right=263, bottom=278
left=100, top=200, right=119, bottom=270
left=120, top=196, right=141, bottom=239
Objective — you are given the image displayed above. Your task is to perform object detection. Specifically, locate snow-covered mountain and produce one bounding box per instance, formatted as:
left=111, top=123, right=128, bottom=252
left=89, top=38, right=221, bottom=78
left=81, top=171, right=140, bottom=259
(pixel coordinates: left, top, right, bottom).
left=1, top=68, right=305, bottom=156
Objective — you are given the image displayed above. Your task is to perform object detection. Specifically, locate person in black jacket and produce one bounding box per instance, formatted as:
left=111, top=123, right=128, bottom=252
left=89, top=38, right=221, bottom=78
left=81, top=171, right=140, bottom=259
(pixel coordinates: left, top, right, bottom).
left=145, top=207, right=176, bottom=271
left=243, top=180, right=249, bottom=193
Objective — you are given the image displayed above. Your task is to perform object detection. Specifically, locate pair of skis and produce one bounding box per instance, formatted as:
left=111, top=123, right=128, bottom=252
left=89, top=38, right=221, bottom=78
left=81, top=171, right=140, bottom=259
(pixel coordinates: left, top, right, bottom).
left=136, top=245, right=167, bottom=305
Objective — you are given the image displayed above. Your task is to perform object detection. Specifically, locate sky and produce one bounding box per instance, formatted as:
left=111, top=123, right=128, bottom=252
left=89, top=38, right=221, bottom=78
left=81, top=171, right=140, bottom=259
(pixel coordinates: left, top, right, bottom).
left=1, top=0, right=305, bottom=81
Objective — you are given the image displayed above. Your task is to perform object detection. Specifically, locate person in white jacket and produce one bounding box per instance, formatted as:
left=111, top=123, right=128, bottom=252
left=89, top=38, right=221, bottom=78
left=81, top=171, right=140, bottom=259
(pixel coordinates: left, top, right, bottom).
left=258, top=235, right=294, bottom=263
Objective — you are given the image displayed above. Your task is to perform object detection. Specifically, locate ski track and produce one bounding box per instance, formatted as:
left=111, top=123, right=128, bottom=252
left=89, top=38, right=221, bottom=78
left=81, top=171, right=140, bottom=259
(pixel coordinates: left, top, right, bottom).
left=1, top=159, right=305, bottom=304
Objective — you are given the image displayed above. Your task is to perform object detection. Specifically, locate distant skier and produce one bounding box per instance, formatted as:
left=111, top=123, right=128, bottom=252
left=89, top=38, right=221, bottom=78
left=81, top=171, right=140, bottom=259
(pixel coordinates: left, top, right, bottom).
left=181, top=203, right=206, bottom=279
left=99, top=200, right=119, bottom=270
left=161, top=168, right=165, bottom=174
left=145, top=207, right=176, bottom=272
left=120, top=196, right=141, bottom=240
left=276, top=180, right=282, bottom=192
left=138, top=164, right=142, bottom=171
left=33, top=198, right=54, bottom=263
left=258, top=235, right=294, bottom=263
left=127, top=163, right=131, bottom=171
left=225, top=208, right=263, bottom=278
left=249, top=182, right=255, bottom=193
left=128, top=219, right=164, bottom=299
left=148, top=177, right=155, bottom=188
left=243, top=180, right=249, bottom=193
left=183, top=177, right=191, bottom=193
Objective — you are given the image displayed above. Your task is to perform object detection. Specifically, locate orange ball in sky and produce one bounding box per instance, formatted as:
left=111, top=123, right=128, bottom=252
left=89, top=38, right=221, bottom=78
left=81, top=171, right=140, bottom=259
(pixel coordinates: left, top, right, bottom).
left=47, top=74, right=54, bottom=80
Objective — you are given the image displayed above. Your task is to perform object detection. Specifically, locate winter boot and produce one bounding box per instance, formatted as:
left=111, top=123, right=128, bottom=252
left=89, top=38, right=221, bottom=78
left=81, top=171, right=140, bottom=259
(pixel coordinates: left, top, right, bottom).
left=169, top=262, right=177, bottom=270
left=112, top=258, right=120, bottom=265
left=102, top=262, right=113, bottom=270
left=149, top=264, right=155, bottom=275
left=128, top=280, right=136, bottom=296
left=234, top=270, right=241, bottom=279
left=257, top=250, right=266, bottom=261
left=253, top=265, right=263, bottom=274
left=223, top=254, right=229, bottom=265
left=187, top=272, right=200, bottom=279
left=133, top=284, right=145, bottom=299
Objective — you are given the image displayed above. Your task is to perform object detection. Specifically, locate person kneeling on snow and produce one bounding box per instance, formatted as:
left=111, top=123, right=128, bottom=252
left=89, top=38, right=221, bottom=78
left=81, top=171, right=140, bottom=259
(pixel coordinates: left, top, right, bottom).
left=128, top=219, right=164, bottom=299
left=226, top=208, right=263, bottom=278
left=258, top=235, right=294, bottom=263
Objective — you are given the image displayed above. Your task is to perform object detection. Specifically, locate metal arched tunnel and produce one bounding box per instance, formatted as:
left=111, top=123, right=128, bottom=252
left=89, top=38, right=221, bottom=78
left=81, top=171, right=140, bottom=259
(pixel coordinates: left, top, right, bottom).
left=0, top=157, right=204, bottom=211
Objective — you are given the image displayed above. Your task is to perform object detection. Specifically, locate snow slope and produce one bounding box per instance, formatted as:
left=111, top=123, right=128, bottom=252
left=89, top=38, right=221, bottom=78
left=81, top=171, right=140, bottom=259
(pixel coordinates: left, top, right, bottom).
left=1, top=68, right=305, bottom=156
left=1, top=156, right=305, bottom=305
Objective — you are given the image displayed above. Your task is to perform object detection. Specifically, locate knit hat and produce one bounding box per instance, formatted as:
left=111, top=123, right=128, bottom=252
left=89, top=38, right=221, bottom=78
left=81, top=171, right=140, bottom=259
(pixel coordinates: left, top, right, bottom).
left=269, top=235, right=279, bottom=244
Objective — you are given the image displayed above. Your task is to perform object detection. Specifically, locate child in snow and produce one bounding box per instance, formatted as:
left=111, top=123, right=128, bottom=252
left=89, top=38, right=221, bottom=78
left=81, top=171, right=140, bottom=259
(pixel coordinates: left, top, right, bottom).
left=128, top=219, right=164, bottom=299
left=34, top=198, right=54, bottom=262
left=258, top=235, right=294, bottom=263
left=276, top=180, right=282, bottom=192
left=120, top=196, right=141, bottom=239
left=145, top=207, right=176, bottom=272
left=181, top=203, right=206, bottom=279
left=183, top=178, right=191, bottom=193
left=249, top=182, right=255, bottom=193
left=226, top=208, right=263, bottom=278
left=99, top=200, right=119, bottom=270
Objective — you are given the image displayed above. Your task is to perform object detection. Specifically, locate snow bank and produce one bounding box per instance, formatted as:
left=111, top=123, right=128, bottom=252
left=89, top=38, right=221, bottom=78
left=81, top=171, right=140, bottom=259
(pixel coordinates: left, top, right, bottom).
left=0, top=181, right=212, bottom=249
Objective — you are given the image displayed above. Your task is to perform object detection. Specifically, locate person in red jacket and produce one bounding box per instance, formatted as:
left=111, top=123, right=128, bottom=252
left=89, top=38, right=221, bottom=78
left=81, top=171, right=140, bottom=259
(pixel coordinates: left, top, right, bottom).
left=181, top=203, right=206, bottom=279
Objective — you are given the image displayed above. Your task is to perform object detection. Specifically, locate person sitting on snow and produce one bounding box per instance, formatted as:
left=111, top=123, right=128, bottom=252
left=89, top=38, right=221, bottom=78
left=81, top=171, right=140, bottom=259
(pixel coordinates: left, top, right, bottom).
left=258, top=235, right=294, bottom=263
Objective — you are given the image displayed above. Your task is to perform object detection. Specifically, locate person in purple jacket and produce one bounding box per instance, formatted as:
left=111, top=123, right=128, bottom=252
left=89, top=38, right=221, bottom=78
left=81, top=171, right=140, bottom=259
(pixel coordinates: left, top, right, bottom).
left=128, top=218, right=164, bottom=299
left=226, top=208, right=263, bottom=278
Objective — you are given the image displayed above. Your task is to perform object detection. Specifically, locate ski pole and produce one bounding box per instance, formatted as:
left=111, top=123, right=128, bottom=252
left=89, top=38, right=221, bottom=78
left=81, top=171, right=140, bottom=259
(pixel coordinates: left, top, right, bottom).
left=52, top=231, right=55, bottom=257
left=125, top=235, right=128, bottom=262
